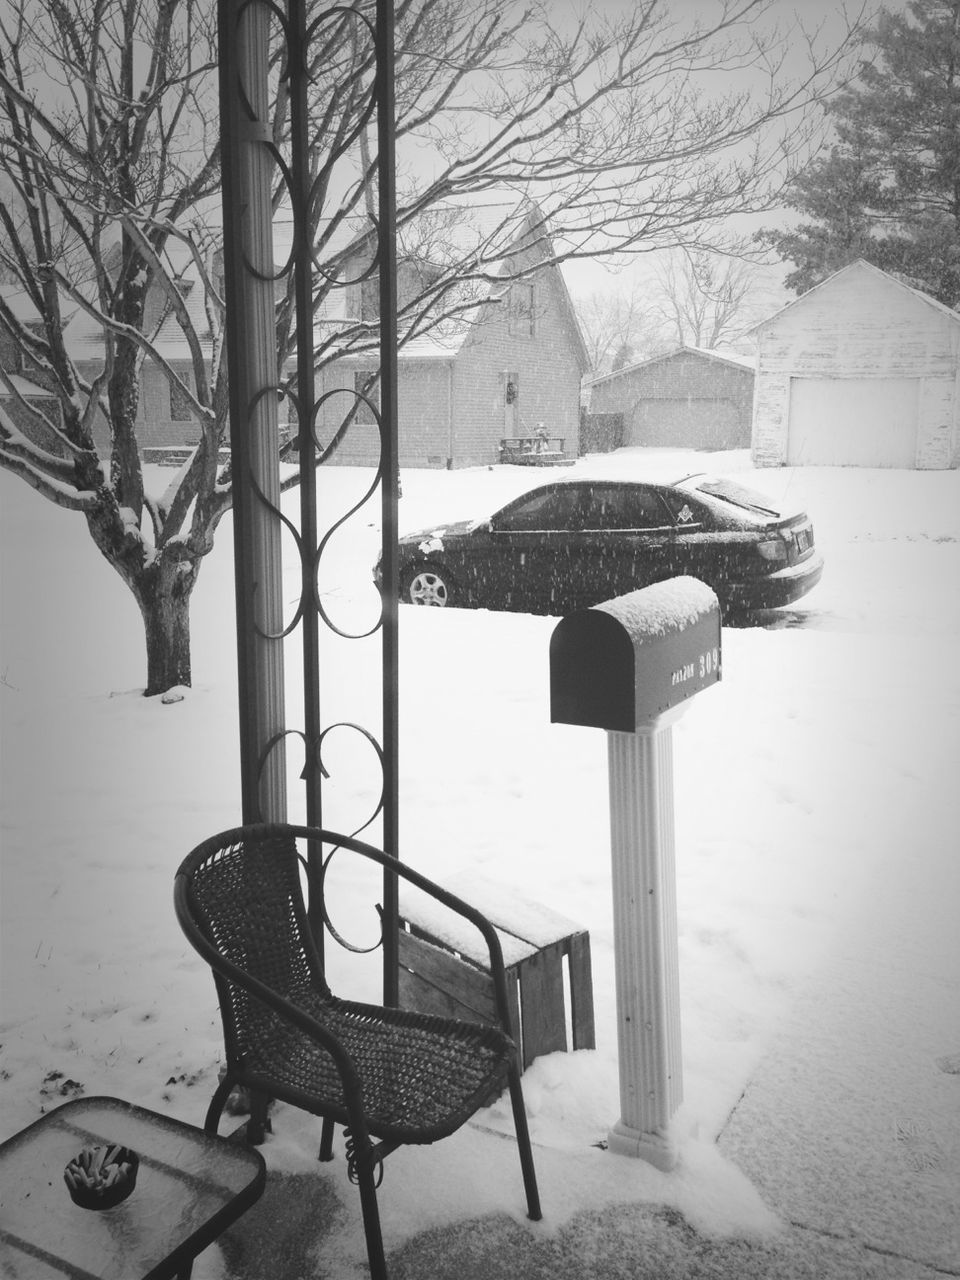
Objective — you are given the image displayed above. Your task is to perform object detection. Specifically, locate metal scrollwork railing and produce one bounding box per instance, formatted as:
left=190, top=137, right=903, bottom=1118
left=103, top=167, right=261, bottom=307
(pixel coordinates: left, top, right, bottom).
left=219, top=0, right=400, bottom=1003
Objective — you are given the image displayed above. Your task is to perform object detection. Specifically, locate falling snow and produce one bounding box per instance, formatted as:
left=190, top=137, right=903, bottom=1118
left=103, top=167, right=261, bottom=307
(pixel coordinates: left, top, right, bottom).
left=1, top=447, right=958, bottom=1277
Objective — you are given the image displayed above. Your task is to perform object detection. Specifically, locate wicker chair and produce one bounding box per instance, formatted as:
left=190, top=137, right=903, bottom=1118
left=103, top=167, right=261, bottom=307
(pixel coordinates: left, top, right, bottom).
left=174, top=823, right=541, bottom=1280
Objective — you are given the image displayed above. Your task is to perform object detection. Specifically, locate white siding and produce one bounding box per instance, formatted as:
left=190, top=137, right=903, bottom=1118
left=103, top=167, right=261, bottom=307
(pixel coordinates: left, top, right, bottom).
left=752, top=263, right=960, bottom=470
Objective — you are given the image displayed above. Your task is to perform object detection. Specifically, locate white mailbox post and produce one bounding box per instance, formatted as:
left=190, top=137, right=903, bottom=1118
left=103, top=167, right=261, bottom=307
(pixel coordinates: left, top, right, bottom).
left=550, top=577, right=721, bottom=1171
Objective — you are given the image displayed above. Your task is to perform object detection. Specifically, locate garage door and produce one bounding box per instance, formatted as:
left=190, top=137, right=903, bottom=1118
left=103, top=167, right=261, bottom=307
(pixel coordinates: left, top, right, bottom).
left=626, top=398, right=743, bottom=450
left=787, top=377, right=918, bottom=467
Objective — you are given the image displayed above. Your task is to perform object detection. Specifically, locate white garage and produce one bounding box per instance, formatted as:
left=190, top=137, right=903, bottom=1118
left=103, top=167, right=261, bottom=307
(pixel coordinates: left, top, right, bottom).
left=751, top=261, right=960, bottom=470
left=786, top=376, right=920, bottom=468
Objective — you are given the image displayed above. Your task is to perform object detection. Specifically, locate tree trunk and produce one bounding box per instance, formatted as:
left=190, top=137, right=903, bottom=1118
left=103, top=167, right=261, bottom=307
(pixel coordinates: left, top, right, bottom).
left=85, top=497, right=204, bottom=697
left=138, top=578, right=195, bottom=697
left=131, top=548, right=204, bottom=697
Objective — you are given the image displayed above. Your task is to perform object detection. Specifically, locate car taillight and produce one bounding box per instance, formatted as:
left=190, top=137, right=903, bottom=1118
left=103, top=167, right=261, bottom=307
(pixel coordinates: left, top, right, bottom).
left=757, top=537, right=788, bottom=563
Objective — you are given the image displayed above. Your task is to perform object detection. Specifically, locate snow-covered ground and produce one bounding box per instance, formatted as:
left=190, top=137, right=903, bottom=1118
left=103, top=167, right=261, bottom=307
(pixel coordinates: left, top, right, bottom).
left=1, top=448, right=958, bottom=1276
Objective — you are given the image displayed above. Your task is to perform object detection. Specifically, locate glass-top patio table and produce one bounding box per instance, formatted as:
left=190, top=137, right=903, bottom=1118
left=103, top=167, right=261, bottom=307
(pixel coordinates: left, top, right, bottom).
left=0, top=1095, right=266, bottom=1279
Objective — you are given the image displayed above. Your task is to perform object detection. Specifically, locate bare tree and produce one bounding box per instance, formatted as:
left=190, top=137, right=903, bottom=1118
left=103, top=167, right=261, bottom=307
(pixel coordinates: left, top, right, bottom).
left=651, top=248, right=773, bottom=349
left=573, top=284, right=671, bottom=376
left=0, top=0, right=223, bottom=694
left=0, top=0, right=862, bottom=694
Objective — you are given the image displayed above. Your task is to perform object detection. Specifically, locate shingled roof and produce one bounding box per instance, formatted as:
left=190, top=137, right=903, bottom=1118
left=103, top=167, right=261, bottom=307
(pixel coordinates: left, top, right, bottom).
left=20, top=191, right=589, bottom=372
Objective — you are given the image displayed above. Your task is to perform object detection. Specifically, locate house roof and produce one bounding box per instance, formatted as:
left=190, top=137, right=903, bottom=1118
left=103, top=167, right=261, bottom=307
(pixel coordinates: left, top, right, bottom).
left=749, top=258, right=960, bottom=333
left=684, top=344, right=756, bottom=370
left=272, top=193, right=537, bottom=320
left=1, top=243, right=216, bottom=363
left=0, top=372, right=56, bottom=397
left=59, top=242, right=223, bottom=363
left=306, top=193, right=591, bottom=370
left=0, top=285, right=45, bottom=322
left=585, top=343, right=755, bottom=387
left=12, top=192, right=592, bottom=373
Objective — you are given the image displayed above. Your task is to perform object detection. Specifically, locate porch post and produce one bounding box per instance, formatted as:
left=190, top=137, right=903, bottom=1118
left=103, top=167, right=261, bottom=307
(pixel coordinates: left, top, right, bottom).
left=219, top=0, right=287, bottom=823
left=375, top=0, right=400, bottom=1005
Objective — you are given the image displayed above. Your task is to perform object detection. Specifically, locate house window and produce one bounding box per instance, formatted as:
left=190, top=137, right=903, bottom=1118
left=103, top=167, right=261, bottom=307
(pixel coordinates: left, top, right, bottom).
left=170, top=376, right=194, bottom=421
left=353, top=370, right=380, bottom=424
left=508, top=282, right=535, bottom=337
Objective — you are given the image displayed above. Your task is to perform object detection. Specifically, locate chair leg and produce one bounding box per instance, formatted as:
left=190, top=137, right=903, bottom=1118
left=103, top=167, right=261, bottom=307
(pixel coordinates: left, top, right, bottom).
left=354, top=1145, right=389, bottom=1280
left=204, top=1072, right=234, bottom=1135
left=319, top=1116, right=335, bottom=1162
left=506, top=1064, right=542, bottom=1221
left=246, top=1090, right=272, bottom=1146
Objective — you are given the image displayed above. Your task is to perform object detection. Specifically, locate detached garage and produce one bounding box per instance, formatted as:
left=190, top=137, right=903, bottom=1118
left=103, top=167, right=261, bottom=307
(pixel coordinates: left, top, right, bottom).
left=752, top=260, right=960, bottom=469
left=586, top=345, right=754, bottom=452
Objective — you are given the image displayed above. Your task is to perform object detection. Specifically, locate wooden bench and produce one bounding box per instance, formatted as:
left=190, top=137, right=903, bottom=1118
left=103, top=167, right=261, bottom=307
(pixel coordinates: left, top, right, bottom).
left=398, top=871, right=595, bottom=1070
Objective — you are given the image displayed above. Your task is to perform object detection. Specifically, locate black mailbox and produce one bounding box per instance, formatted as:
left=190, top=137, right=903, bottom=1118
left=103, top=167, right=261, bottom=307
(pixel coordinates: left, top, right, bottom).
left=550, top=577, right=721, bottom=731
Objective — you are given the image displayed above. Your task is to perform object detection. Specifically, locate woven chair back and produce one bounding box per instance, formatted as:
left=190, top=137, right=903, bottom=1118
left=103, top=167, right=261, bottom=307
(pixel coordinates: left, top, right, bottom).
left=185, top=829, right=327, bottom=1060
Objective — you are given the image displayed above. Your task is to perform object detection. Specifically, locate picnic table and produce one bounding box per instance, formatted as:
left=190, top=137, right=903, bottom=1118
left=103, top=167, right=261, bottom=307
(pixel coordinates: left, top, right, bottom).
left=499, top=434, right=573, bottom=466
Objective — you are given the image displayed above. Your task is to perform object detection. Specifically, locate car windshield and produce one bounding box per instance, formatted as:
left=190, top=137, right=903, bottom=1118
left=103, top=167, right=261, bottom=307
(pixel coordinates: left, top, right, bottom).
left=692, top=478, right=781, bottom=517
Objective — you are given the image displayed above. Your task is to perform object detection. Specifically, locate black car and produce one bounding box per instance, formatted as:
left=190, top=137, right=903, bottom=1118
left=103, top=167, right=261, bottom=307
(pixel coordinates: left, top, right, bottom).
left=392, top=473, right=824, bottom=617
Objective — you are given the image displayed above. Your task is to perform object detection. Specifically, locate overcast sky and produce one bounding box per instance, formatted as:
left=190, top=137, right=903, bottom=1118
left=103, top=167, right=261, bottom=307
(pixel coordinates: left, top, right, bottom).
left=561, top=0, right=880, bottom=302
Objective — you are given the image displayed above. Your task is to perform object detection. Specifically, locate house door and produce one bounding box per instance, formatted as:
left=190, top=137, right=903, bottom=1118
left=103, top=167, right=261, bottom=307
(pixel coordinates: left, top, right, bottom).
left=787, top=377, right=919, bottom=466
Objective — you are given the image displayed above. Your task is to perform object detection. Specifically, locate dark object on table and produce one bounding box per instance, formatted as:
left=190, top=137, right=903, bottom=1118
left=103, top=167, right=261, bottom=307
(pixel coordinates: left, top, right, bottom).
left=64, top=1143, right=140, bottom=1210
left=174, top=823, right=542, bottom=1280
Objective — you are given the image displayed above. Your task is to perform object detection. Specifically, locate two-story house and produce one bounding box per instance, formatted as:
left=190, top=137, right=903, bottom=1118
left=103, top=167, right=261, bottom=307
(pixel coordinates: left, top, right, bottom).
left=314, top=200, right=590, bottom=468
left=3, top=199, right=590, bottom=470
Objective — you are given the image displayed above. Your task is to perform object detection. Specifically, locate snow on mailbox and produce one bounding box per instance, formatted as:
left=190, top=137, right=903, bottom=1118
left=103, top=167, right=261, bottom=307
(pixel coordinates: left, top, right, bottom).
left=549, top=576, right=721, bottom=731
left=548, top=576, right=721, bottom=1170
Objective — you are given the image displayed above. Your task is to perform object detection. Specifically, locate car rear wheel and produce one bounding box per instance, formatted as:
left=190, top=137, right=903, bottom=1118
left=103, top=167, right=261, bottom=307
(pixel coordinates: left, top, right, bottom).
left=404, top=565, right=454, bottom=606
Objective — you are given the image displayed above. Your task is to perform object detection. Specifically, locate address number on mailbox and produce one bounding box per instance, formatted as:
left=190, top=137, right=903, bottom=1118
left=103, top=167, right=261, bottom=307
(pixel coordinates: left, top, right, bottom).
left=671, top=646, right=720, bottom=689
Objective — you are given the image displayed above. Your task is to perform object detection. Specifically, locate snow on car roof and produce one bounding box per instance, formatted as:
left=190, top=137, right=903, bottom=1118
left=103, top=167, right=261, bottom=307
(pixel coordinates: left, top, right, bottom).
left=516, top=471, right=704, bottom=489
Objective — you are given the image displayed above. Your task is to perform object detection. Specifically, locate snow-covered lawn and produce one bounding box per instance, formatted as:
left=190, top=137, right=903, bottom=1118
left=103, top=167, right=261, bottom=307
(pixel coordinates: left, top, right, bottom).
left=1, top=448, right=958, bottom=1275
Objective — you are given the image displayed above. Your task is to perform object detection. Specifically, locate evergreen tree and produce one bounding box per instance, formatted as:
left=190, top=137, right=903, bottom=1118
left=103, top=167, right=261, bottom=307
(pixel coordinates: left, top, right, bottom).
left=761, top=0, right=960, bottom=305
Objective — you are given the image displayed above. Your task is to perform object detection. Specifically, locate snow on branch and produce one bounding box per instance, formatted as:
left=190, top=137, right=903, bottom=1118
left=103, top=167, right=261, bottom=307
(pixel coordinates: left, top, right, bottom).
left=52, top=269, right=216, bottom=432
left=0, top=413, right=96, bottom=511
